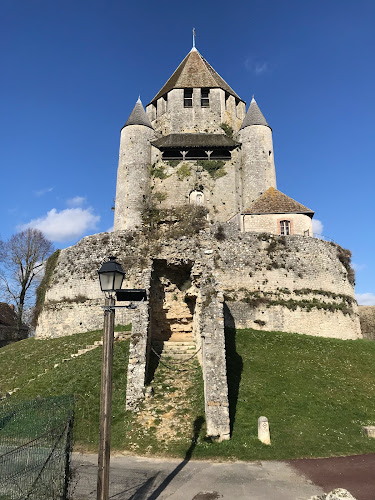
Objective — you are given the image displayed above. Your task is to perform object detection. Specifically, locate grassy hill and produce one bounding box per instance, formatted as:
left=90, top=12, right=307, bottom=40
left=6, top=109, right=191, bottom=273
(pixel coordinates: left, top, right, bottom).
left=1, top=328, right=375, bottom=460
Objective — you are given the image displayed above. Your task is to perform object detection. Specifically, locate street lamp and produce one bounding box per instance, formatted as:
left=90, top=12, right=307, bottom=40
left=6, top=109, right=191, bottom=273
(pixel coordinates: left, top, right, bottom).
left=97, top=256, right=125, bottom=500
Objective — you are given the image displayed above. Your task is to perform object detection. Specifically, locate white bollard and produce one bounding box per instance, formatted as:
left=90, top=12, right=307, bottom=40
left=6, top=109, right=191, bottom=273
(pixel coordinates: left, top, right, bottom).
left=258, top=416, right=271, bottom=445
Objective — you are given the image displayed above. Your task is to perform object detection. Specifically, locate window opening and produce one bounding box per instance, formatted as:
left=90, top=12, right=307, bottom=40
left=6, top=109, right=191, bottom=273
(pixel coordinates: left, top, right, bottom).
left=201, top=88, right=210, bottom=107
left=280, top=220, right=291, bottom=236
left=184, top=89, right=193, bottom=108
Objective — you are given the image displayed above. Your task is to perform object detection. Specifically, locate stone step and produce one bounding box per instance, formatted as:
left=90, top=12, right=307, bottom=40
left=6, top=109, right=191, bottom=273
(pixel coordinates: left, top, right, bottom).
left=152, top=341, right=198, bottom=361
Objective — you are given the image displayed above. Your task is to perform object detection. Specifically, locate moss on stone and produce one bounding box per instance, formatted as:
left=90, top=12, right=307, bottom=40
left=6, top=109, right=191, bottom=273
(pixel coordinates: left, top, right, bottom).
left=32, top=250, right=61, bottom=327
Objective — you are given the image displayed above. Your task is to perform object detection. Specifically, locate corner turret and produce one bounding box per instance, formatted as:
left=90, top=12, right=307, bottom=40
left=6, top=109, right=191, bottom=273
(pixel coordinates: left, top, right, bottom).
left=237, top=97, right=276, bottom=209
left=114, top=98, right=154, bottom=231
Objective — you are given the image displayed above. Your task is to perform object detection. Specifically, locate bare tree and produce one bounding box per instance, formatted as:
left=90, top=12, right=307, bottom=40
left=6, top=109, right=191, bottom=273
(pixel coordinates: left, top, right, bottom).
left=0, top=228, right=53, bottom=331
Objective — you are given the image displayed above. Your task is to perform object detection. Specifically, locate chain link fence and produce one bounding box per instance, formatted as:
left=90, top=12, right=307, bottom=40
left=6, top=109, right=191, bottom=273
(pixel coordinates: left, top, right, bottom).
left=0, top=395, right=74, bottom=500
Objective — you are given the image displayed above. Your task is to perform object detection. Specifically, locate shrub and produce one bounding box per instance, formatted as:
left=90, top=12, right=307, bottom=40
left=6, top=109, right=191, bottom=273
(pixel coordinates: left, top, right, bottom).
left=150, top=164, right=169, bottom=179
left=177, top=163, right=191, bottom=180
left=220, top=123, right=233, bottom=138
left=336, top=245, right=355, bottom=285
left=153, top=191, right=168, bottom=203
left=214, top=224, right=226, bottom=241
left=196, top=160, right=226, bottom=179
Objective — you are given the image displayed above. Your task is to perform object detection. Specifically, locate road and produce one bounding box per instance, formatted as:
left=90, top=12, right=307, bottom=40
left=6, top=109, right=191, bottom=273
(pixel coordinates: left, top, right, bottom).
left=70, top=453, right=324, bottom=500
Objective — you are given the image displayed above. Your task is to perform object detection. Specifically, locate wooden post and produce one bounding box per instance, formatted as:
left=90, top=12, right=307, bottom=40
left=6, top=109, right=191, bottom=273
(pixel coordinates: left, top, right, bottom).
left=97, top=296, right=115, bottom=500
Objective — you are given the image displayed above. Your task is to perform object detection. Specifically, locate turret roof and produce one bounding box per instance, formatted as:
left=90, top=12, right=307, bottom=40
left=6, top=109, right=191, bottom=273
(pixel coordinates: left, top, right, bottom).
left=149, top=48, right=243, bottom=104
left=243, top=187, right=314, bottom=216
left=123, top=98, right=153, bottom=129
left=240, top=97, right=270, bottom=130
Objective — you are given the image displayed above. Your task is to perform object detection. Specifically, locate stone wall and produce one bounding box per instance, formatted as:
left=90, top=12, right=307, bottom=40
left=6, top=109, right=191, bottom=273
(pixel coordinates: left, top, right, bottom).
left=199, top=275, right=230, bottom=440
left=35, top=226, right=360, bottom=341
left=126, top=301, right=150, bottom=410
left=146, top=88, right=245, bottom=136
left=358, top=306, right=375, bottom=340
left=149, top=151, right=242, bottom=223
left=243, top=213, right=313, bottom=236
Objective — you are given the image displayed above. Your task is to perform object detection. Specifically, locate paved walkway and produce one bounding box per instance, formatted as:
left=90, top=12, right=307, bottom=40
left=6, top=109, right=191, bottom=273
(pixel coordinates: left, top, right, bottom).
left=288, top=453, right=375, bottom=500
left=71, top=453, right=324, bottom=499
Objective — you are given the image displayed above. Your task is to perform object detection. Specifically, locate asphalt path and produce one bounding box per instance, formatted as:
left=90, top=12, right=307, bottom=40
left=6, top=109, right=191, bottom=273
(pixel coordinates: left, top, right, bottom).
left=288, top=453, right=375, bottom=500
left=71, top=453, right=324, bottom=499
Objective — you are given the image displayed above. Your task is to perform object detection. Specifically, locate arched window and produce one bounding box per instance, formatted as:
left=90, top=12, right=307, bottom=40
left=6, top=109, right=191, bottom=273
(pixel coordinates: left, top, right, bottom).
left=189, top=190, right=204, bottom=205
left=280, top=220, right=291, bottom=235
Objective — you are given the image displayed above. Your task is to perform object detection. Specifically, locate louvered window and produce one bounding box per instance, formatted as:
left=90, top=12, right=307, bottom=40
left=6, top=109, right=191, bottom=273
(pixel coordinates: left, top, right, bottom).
left=184, top=89, right=193, bottom=107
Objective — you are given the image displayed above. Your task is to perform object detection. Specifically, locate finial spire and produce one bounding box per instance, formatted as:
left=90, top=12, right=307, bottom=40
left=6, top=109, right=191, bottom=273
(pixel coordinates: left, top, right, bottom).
left=137, top=95, right=141, bottom=103
left=192, top=27, right=196, bottom=49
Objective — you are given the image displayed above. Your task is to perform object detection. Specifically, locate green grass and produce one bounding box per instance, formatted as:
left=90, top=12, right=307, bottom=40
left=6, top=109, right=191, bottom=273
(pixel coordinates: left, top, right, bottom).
left=1, top=328, right=375, bottom=460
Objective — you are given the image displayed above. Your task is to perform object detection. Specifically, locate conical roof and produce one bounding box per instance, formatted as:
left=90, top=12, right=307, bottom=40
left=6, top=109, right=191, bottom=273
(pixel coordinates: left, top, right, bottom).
left=243, top=187, right=314, bottom=215
left=123, top=98, right=153, bottom=129
left=240, top=97, right=270, bottom=130
left=149, top=48, right=243, bottom=104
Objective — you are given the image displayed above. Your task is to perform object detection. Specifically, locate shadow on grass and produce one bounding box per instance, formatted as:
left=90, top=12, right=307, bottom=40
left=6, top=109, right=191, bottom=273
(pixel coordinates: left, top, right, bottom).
left=224, top=304, right=243, bottom=435
left=129, top=416, right=205, bottom=500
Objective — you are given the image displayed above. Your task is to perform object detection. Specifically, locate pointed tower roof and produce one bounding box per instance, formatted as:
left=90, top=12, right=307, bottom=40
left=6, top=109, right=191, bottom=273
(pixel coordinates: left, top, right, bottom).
left=240, top=97, right=270, bottom=130
left=149, top=48, right=243, bottom=104
left=123, top=98, right=153, bottom=129
left=243, top=187, right=314, bottom=215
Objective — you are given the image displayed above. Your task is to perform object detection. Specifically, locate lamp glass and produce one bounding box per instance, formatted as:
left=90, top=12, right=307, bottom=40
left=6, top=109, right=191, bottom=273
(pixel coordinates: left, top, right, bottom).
left=100, top=273, right=114, bottom=292
left=114, top=273, right=124, bottom=290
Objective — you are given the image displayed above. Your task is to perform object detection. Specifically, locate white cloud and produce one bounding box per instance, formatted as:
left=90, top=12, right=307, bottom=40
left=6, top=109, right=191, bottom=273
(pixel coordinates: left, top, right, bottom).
left=356, top=293, right=375, bottom=306
left=106, top=226, right=114, bottom=233
left=244, top=58, right=269, bottom=76
left=312, top=219, right=324, bottom=237
left=35, top=187, right=53, bottom=197
left=255, top=62, right=268, bottom=75
left=352, top=262, right=365, bottom=272
left=20, top=207, right=100, bottom=242
left=66, top=196, right=86, bottom=207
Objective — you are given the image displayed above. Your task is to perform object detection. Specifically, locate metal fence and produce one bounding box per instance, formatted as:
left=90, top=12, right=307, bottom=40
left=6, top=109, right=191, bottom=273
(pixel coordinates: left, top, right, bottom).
left=0, top=395, right=74, bottom=500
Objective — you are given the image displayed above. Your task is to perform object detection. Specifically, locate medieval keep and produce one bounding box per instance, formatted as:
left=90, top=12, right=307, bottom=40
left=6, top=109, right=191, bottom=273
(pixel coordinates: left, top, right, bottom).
left=114, top=46, right=314, bottom=237
left=35, top=45, right=361, bottom=441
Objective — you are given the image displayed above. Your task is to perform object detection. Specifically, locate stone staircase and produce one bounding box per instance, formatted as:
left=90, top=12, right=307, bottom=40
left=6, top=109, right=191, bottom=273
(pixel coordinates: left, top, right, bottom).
left=151, top=340, right=197, bottom=361
left=69, top=331, right=130, bottom=359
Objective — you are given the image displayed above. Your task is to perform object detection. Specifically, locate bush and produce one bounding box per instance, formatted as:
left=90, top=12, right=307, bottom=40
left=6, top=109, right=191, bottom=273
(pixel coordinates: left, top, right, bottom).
left=214, top=224, right=226, bottom=241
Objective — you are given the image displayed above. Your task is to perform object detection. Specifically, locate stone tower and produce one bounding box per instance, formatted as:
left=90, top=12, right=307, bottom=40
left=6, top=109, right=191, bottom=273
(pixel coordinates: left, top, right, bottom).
left=237, top=97, right=277, bottom=208
left=113, top=45, right=310, bottom=237
left=114, top=98, right=154, bottom=231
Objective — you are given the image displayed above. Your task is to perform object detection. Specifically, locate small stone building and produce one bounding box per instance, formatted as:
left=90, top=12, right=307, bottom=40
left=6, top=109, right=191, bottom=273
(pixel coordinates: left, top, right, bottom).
left=242, top=187, right=314, bottom=236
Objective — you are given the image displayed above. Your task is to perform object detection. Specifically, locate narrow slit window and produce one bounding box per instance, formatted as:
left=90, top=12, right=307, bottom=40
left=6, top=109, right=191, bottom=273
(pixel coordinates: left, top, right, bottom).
left=201, top=88, right=210, bottom=107
left=280, top=220, right=291, bottom=236
left=184, top=89, right=193, bottom=108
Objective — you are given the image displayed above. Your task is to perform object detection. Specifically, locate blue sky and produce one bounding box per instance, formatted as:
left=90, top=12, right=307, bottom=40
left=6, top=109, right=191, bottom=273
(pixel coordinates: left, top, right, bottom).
left=1, top=0, right=374, bottom=304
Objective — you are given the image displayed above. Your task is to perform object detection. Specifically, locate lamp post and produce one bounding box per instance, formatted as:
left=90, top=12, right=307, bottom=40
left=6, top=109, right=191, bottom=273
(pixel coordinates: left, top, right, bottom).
left=97, top=256, right=125, bottom=500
